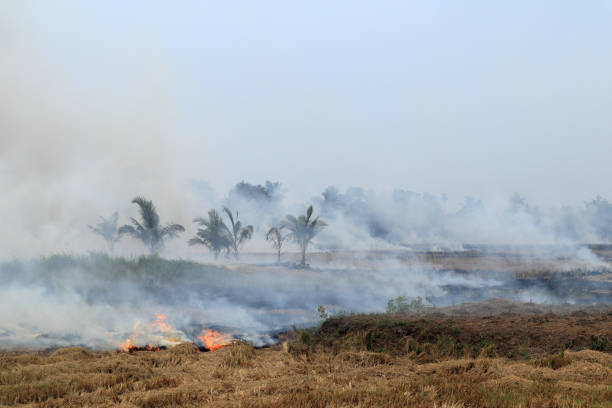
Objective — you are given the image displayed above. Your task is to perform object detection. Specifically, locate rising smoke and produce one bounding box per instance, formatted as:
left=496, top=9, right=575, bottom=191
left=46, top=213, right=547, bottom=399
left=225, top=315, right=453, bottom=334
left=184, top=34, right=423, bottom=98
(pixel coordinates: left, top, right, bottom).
left=1, top=3, right=611, bottom=350
left=1, top=250, right=609, bottom=350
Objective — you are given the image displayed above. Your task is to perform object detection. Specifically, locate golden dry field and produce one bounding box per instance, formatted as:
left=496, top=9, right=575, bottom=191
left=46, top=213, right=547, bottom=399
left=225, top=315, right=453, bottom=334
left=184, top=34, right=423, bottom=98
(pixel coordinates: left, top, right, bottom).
left=1, top=310, right=611, bottom=408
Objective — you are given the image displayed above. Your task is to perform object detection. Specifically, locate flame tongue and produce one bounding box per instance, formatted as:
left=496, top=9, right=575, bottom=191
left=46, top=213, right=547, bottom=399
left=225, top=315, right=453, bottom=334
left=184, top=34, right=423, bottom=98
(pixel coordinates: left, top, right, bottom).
left=120, top=338, right=133, bottom=352
left=198, top=327, right=232, bottom=351
left=117, top=313, right=185, bottom=352
left=154, top=313, right=172, bottom=332
left=116, top=314, right=232, bottom=352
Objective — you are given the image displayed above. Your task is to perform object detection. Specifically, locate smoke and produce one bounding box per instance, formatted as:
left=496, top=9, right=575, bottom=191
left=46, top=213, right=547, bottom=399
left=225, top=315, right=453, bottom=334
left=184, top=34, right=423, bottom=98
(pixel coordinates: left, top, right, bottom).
left=1, top=3, right=611, bottom=350
left=0, top=4, right=197, bottom=258
left=188, top=182, right=612, bottom=257
left=0, top=250, right=609, bottom=350
left=1, top=4, right=612, bottom=258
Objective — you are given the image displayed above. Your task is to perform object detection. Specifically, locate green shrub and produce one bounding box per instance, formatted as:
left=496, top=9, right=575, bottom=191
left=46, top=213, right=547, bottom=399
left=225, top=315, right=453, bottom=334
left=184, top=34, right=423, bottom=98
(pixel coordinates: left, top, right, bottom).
left=589, top=336, right=610, bottom=352
left=386, top=296, right=426, bottom=314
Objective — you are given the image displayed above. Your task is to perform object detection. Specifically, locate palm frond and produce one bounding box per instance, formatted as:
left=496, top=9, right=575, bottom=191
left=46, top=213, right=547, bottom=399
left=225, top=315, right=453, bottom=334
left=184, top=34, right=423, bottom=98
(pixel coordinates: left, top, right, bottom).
left=238, top=225, right=253, bottom=244
left=223, top=207, right=234, bottom=228
left=188, top=237, right=205, bottom=246
left=161, top=223, right=185, bottom=238
left=118, top=225, right=137, bottom=237
left=281, top=215, right=298, bottom=232
left=193, top=216, right=209, bottom=226
left=132, top=196, right=159, bottom=230
left=109, top=211, right=119, bottom=225
left=266, top=227, right=281, bottom=241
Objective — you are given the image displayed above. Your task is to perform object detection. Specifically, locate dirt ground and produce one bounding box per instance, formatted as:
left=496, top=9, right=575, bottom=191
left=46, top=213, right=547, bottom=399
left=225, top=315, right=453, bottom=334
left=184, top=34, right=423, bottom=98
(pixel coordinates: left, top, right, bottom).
left=1, top=308, right=610, bottom=408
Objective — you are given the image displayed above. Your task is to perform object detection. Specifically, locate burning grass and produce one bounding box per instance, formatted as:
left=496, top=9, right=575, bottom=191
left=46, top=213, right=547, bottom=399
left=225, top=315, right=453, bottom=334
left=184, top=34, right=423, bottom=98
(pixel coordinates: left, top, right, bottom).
left=113, top=313, right=233, bottom=354
left=1, top=312, right=610, bottom=407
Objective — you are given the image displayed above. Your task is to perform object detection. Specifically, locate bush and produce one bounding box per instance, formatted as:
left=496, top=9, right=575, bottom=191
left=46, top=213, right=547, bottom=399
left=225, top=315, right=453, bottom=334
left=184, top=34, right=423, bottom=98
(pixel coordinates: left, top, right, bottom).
left=386, top=296, right=426, bottom=314
left=589, top=336, right=610, bottom=352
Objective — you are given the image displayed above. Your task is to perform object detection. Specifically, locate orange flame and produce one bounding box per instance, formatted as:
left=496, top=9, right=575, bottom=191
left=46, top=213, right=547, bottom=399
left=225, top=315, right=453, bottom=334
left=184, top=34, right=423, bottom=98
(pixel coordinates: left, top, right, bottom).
left=198, top=327, right=232, bottom=351
left=152, top=313, right=172, bottom=333
left=119, top=337, right=132, bottom=352
left=117, top=314, right=184, bottom=352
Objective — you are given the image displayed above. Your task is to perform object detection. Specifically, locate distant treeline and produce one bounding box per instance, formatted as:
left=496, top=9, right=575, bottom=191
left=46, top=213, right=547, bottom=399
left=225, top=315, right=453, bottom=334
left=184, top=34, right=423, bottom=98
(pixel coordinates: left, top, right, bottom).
left=219, top=181, right=612, bottom=246
left=91, top=181, right=612, bottom=259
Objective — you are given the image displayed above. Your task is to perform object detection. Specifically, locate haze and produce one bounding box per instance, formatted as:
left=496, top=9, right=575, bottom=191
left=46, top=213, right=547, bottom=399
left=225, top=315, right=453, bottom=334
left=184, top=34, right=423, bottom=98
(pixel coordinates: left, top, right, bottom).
left=1, top=1, right=611, bottom=256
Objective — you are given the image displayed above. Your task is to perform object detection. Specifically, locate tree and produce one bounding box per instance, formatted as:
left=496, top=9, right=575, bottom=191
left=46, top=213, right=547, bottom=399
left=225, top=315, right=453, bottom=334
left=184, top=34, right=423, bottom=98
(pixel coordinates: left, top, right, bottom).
left=223, top=208, right=253, bottom=259
left=189, top=209, right=232, bottom=259
left=89, top=212, right=120, bottom=253
left=266, top=226, right=287, bottom=264
left=586, top=195, right=612, bottom=241
left=118, top=197, right=185, bottom=255
left=281, top=205, right=327, bottom=267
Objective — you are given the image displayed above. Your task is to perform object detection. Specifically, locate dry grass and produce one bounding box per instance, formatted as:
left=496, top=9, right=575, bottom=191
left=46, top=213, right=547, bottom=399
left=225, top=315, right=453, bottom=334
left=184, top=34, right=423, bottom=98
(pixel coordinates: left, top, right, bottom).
left=0, top=343, right=610, bottom=407
left=1, top=311, right=610, bottom=407
left=218, top=341, right=256, bottom=368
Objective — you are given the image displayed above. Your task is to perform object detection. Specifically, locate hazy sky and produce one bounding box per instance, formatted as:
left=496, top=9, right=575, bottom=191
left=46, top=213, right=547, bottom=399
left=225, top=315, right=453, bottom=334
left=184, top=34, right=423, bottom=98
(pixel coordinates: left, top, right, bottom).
left=1, top=1, right=612, bottom=254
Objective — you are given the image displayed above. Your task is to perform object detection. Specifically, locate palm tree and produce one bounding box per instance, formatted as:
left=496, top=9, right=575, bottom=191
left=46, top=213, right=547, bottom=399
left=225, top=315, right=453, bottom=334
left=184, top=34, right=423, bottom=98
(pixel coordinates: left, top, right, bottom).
left=223, top=208, right=254, bottom=259
left=189, top=209, right=232, bottom=259
left=281, top=205, right=327, bottom=267
left=266, top=226, right=287, bottom=264
left=118, top=197, right=185, bottom=255
left=89, top=212, right=120, bottom=253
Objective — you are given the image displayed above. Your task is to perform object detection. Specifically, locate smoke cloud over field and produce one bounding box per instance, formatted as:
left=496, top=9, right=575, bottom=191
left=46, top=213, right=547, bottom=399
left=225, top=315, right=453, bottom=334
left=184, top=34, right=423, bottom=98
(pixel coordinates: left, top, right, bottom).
left=2, top=2, right=612, bottom=258
left=1, top=252, right=609, bottom=349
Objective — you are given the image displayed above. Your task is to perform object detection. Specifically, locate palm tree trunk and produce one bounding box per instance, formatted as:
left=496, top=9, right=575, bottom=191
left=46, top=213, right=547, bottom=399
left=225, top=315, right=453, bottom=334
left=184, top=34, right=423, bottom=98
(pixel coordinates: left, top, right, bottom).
left=277, top=247, right=281, bottom=264
left=300, top=244, right=306, bottom=266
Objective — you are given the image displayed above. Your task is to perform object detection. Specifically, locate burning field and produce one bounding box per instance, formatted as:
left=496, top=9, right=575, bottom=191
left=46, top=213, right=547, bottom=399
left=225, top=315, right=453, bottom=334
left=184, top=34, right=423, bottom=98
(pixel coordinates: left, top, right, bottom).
left=1, top=308, right=610, bottom=407
left=1, top=246, right=610, bottom=350
left=0, top=249, right=611, bottom=407
left=4, top=1, right=612, bottom=405
left=116, top=313, right=231, bottom=353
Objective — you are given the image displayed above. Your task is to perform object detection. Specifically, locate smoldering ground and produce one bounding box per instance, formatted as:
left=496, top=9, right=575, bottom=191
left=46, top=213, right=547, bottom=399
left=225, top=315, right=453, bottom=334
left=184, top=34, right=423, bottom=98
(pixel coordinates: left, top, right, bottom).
left=0, top=248, right=609, bottom=350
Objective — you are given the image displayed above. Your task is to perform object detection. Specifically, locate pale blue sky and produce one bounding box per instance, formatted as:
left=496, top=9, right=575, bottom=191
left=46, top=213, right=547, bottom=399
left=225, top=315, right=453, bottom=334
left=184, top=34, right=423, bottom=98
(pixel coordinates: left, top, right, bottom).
left=3, top=1, right=612, bottom=207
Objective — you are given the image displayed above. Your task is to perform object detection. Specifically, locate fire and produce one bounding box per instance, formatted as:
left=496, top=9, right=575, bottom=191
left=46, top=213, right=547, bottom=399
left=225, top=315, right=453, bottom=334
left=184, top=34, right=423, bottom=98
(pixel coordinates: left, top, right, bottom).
left=152, top=313, right=172, bottom=333
left=119, top=337, right=132, bottom=352
left=114, top=314, right=232, bottom=352
left=116, top=313, right=185, bottom=352
left=198, top=327, right=232, bottom=351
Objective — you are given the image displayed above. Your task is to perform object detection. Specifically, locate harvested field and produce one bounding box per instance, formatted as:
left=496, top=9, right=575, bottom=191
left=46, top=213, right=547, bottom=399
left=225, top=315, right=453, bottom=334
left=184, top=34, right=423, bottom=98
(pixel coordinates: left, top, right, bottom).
left=1, top=311, right=610, bottom=407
